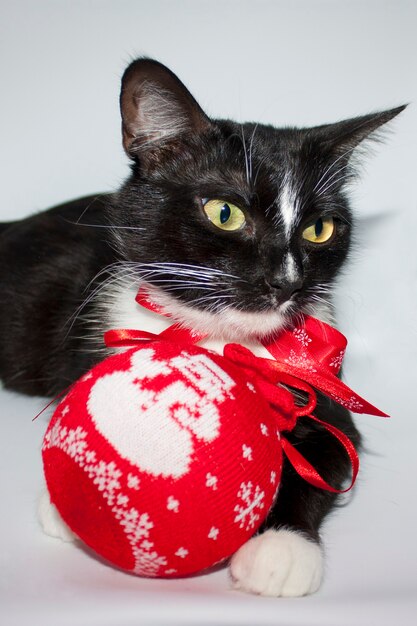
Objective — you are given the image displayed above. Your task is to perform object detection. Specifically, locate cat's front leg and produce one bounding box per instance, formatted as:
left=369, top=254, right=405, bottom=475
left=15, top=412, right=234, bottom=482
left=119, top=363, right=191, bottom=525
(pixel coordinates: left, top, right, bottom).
left=38, top=489, right=76, bottom=542
left=230, top=399, right=360, bottom=597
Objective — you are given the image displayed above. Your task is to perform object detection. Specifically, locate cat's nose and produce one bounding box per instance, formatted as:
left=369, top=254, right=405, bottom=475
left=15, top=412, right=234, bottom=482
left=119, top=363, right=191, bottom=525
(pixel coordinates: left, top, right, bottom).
left=265, top=276, right=303, bottom=301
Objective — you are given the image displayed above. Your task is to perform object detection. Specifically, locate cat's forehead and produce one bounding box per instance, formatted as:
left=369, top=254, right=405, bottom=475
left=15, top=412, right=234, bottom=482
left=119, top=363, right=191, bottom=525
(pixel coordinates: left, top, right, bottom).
left=226, top=121, right=318, bottom=184
left=211, top=120, right=319, bottom=232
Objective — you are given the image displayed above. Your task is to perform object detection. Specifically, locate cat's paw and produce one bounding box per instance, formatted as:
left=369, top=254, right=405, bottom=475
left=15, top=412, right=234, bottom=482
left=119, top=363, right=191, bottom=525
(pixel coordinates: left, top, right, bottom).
left=229, top=528, right=323, bottom=597
left=38, top=490, right=76, bottom=542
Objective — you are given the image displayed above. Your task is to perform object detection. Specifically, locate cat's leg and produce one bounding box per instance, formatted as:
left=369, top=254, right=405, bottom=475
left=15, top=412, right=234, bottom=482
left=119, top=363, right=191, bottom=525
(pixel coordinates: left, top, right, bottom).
left=38, top=489, right=76, bottom=542
left=230, top=399, right=360, bottom=596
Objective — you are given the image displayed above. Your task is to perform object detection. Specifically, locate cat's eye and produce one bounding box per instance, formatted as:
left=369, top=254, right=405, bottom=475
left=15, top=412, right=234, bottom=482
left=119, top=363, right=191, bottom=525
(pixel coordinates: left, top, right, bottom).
left=302, top=217, right=335, bottom=244
left=202, top=199, right=246, bottom=232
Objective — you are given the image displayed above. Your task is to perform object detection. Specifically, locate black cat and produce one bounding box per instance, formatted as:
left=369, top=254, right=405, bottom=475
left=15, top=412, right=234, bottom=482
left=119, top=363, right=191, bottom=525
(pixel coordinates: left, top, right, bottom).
left=0, top=59, right=404, bottom=595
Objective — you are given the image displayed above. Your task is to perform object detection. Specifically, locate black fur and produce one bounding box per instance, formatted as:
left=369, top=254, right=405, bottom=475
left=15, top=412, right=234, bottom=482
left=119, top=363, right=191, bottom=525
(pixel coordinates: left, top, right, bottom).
left=0, top=58, right=404, bottom=552
left=0, top=195, right=115, bottom=394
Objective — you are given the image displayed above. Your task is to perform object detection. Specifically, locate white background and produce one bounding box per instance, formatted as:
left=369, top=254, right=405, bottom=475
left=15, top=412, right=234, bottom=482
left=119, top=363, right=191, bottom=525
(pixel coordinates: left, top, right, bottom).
left=1, top=1, right=416, bottom=624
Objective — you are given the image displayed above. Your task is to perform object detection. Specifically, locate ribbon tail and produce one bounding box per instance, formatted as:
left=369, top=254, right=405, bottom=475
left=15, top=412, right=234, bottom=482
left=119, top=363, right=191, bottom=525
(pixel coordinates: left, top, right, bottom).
left=33, top=385, right=73, bottom=422
left=265, top=360, right=388, bottom=418
left=312, top=376, right=389, bottom=418
left=281, top=415, right=359, bottom=493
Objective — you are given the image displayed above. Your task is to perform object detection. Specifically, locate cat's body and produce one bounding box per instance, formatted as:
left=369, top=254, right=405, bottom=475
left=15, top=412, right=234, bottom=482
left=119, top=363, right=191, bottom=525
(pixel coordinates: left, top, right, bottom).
left=0, top=59, right=404, bottom=596
left=0, top=195, right=114, bottom=395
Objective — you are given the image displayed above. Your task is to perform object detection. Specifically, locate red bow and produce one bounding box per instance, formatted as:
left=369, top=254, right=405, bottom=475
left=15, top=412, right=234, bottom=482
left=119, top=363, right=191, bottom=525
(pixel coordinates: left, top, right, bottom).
left=104, top=289, right=388, bottom=494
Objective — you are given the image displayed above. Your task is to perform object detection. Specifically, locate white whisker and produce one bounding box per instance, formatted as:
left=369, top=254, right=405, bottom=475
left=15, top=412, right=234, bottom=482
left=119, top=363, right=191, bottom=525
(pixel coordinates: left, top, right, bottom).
left=240, top=125, right=251, bottom=186
left=315, top=171, right=349, bottom=198
left=248, top=122, right=260, bottom=185
left=313, top=145, right=356, bottom=194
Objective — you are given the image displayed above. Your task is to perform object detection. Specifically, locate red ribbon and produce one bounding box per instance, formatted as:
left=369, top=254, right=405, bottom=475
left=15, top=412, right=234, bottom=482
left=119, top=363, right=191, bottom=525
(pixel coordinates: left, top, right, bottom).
left=262, top=317, right=387, bottom=418
left=103, top=289, right=388, bottom=494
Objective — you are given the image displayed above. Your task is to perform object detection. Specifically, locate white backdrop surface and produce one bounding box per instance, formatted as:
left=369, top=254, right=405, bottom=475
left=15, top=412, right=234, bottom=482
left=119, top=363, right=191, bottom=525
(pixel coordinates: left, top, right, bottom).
left=1, top=1, right=416, bottom=625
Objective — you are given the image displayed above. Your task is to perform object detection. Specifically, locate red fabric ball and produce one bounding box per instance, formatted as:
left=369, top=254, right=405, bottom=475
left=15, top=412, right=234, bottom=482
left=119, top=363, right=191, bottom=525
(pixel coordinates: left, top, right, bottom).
left=42, top=341, right=282, bottom=577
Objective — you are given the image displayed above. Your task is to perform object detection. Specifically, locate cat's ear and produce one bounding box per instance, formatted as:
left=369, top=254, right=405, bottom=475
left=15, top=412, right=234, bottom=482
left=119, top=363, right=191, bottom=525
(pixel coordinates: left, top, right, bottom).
left=120, top=58, right=211, bottom=159
left=310, top=105, right=407, bottom=157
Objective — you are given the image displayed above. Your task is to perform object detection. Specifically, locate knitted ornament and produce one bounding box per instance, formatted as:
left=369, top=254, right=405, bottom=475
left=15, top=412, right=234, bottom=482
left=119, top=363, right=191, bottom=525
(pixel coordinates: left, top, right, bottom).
left=42, top=296, right=387, bottom=578
left=43, top=339, right=283, bottom=577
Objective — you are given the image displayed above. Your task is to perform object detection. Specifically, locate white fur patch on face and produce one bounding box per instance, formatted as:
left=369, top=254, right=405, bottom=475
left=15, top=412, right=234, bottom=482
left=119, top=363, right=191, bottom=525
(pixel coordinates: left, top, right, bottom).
left=280, top=180, right=298, bottom=238
left=282, top=252, right=298, bottom=282
left=230, top=528, right=323, bottom=597
left=151, top=287, right=291, bottom=341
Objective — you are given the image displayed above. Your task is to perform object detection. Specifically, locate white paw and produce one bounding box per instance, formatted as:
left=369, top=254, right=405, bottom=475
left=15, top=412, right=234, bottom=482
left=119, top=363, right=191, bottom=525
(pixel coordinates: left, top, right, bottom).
left=38, top=490, right=76, bottom=542
left=230, top=529, right=323, bottom=597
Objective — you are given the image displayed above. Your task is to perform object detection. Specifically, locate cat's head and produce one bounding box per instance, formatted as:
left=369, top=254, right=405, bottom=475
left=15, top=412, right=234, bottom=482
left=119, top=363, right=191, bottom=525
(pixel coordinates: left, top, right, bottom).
left=109, top=58, right=404, bottom=340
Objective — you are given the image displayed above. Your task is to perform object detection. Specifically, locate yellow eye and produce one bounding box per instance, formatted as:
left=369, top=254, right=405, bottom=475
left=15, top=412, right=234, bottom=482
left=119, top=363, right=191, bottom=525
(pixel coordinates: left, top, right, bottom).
left=302, top=217, right=335, bottom=244
left=203, top=199, right=246, bottom=232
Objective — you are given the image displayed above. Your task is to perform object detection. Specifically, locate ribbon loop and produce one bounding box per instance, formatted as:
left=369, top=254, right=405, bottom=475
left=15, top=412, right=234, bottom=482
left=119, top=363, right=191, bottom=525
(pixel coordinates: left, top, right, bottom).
left=262, top=322, right=388, bottom=418
left=281, top=413, right=359, bottom=494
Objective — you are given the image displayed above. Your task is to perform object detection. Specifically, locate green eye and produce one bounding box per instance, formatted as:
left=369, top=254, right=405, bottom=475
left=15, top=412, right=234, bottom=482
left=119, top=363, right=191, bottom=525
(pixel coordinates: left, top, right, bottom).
left=203, top=199, right=246, bottom=232
left=302, top=217, right=335, bottom=244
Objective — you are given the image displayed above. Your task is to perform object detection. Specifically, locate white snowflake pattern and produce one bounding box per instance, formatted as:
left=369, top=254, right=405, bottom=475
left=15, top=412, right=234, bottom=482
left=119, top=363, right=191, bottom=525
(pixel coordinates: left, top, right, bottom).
left=43, top=419, right=68, bottom=450
left=284, top=350, right=317, bottom=372
left=43, top=420, right=88, bottom=466
left=208, top=527, right=219, bottom=540
left=65, top=428, right=88, bottom=463
left=86, top=460, right=122, bottom=500
left=43, top=419, right=168, bottom=576
left=175, top=547, right=189, bottom=559
left=85, top=450, right=97, bottom=464
left=133, top=546, right=168, bottom=575
left=233, top=481, right=265, bottom=531
left=246, top=382, right=256, bottom=393
left=329, top=349, right=345, bottom=370
left=167, top=496, right=180, bottom=513
left=116, top=494, right=129, bottom=507
left=270, top=471, right=277, bottom=484
left=333, top=395, right=364, bottom=411
left=118, top=509, right=153, bottom=543
left=206, top=473, right=218, bottom=490
left=293, top=328, right=312, bottom=347
left=127, top=473, right=140, bottom=490
left=242, top=444, right=253, bottom=461
left=260, top=423, right=269, bottom=436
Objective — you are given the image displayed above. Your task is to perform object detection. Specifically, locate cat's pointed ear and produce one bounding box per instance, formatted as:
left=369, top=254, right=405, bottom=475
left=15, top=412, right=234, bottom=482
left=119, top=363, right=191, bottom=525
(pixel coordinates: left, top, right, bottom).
left=120, top=58, right=211, bottom=158
left=311, top=105, right=407, bottom=157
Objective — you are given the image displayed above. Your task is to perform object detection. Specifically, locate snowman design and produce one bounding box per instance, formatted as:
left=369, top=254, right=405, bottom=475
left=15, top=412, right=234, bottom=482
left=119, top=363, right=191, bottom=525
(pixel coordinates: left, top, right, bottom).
left=87, top=348, right=236, bottom=479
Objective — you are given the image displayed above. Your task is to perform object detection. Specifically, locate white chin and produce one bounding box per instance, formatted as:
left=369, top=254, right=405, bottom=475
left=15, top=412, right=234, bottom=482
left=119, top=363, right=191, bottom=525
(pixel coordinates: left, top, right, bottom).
left=147, top=286, right=293, bottom=341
